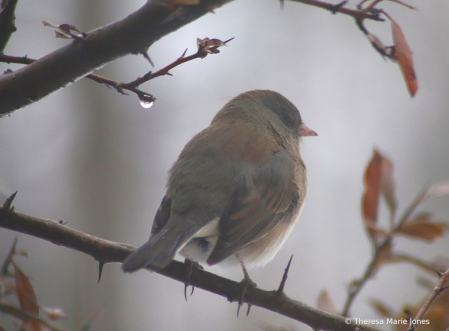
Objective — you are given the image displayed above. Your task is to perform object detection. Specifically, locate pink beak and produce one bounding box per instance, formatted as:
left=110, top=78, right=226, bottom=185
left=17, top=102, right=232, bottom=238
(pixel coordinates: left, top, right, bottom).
left=298, top=123, right=318, bottom=137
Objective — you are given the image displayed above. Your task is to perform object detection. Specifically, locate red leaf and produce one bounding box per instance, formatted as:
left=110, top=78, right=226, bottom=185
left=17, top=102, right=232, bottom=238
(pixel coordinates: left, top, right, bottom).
left=388, top=15, right=418, bottom=97
left=362, top=149, right=396, bottom=240
left=397, top=222, right=445, bottom=242
left=13, top=262, right=39, bottom=316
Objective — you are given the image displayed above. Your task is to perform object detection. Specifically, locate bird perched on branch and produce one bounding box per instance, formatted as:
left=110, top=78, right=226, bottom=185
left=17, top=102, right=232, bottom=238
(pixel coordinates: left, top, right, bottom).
left=122, top=90, right=317, bottom=277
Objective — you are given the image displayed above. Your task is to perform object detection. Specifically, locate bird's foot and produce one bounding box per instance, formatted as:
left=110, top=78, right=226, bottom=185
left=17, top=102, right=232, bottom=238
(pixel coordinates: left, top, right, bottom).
left=184, top=258, right=203, bottom=301
left=237, top=257, right=257, bottom=317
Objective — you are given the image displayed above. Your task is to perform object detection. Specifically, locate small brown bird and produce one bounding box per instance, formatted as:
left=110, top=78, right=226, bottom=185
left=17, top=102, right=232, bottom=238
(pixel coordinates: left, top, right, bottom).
left=122, top=90, right=317, bottom=274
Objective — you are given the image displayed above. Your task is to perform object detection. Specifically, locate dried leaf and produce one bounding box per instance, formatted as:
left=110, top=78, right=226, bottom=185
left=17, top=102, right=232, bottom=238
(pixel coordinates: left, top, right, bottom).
left=197, top=37, right=227, bottom=56
left=368, top=299, right=395, bottom=318
left=362, top=149, right=396, bottom=240
left=387, top=15, right=418, bottom=97
left=316, top=289, right=338, bottom=314
left=379, top=154, right=396, bottom=218
left=397, top=221, right=444, bottom=242
left=43, top=307, right=67, bottom=320
left=13, top=262, right=39, bottom=316
left=43, top=21, right=85, bottom=39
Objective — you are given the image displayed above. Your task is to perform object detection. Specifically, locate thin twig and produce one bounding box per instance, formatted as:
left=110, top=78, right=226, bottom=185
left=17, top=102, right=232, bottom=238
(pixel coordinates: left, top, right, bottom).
left=290, top=0, right=384, bottom=21
left=0, top=38, right=233, bottom=104
left=0, top=54, right=153, bottom=101
left=0, top=0, right=234, bottom=114
left=0, top=207, right=381, bottom=331
left=341, top=238, right=391, bottom=316
left=407, top=268, right=449, bottom=331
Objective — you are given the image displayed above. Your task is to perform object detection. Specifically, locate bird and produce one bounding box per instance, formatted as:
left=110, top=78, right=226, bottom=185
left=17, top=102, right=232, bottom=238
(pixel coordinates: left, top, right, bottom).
left=122, top=90, right=317, bottom=275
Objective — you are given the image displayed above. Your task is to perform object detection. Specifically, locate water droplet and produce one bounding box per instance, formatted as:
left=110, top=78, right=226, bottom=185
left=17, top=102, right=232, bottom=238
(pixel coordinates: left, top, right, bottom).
left=140, top=100, right=154, bottom=109
left=138, top=93, right=155, bottom=109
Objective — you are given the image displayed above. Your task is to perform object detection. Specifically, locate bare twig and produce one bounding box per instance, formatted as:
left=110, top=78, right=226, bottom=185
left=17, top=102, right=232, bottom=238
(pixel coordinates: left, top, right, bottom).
left=407, top=268, right=449, bottom=331
left=290, top=0, right=384, bottom=21
left=0, top=0, right=19, bottom=52
left=0, top=0, right=233, bottom=115
left=342, top=238, right=391, bottom=316
left=0, top=37, right=232, bottom=107
left=0, top=207, right=381, bottom=331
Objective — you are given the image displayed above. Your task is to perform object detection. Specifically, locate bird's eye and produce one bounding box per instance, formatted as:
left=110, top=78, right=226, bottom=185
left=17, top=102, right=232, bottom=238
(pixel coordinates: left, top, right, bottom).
left=281, top=113, right=292, bottom=126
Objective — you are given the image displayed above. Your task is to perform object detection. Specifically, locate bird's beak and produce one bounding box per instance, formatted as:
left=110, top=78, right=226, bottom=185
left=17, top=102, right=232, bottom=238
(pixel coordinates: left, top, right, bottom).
left=298, top=123, right=318, bottom=137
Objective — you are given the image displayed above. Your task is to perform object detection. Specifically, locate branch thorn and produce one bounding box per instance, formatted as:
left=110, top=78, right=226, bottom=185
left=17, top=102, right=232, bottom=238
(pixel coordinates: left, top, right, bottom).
left=277, top=255, right=293, bottom=295
left=2, top=191, right=18, bottom=210
left=98, top=262, right=104, bottom=283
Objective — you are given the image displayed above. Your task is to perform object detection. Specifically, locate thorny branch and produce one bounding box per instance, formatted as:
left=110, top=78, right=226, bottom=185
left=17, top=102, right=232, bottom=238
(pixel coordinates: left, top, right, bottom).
left=407, top=268, right=449, bottom=331
left=0, top=37, right=233, bottom=106
left=0, top=194, right=381, bottom=331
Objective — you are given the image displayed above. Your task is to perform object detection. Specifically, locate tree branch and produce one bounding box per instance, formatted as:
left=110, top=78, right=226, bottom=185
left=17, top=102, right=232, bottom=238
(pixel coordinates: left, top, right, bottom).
left=0, top=0, right=19, bottom=52
left=0, top=0, right=232, bottom=115
left=0, top=37, right=233, bottom=105
left=289, top=0, right=383, bottom=21
left=408, top=268, right=449, bottom=331
left=0, top=205, right=380, bottom=331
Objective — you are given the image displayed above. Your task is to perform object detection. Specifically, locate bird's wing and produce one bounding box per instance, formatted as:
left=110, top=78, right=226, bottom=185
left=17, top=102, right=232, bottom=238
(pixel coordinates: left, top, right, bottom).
left=150, top=196, right=172, bottom=238
left=207, top=149, right=304, bottom=265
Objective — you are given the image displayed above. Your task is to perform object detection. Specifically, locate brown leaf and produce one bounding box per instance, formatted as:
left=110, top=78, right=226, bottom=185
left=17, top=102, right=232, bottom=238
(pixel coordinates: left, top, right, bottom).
left=387, top=15, right=418, bottom=97
left=368, top=299, right=395, bottom=318
left=316, top=289, right=338, bottom=314
left=362, top=149, right=396, bottom=240
left=397, top=221, right=444, bottom=242
left=13, top=262, right=39, bottom=317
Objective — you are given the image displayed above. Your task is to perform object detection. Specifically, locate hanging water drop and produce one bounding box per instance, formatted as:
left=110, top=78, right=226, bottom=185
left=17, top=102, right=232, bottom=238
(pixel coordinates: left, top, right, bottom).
left=140, top=99, right=154, bottom=109
left=138, top=93, right=155, bottom=109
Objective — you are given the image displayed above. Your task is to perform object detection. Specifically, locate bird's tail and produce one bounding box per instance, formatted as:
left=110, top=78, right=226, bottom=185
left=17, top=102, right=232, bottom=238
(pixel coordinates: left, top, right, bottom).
left=122, top=215, right=205, bottom=273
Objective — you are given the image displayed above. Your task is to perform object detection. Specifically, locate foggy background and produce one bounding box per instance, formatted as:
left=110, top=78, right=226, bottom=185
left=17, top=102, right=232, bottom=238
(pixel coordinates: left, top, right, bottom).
left=1, top=0, right=449, bottom=330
